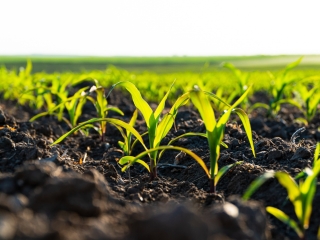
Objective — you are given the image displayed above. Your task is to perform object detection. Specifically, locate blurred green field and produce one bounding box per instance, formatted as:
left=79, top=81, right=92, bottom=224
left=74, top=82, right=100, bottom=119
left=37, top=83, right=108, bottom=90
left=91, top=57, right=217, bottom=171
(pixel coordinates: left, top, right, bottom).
left=1, top=56, right=320, bottom=126
left=1, top=55, right=320, bottom=73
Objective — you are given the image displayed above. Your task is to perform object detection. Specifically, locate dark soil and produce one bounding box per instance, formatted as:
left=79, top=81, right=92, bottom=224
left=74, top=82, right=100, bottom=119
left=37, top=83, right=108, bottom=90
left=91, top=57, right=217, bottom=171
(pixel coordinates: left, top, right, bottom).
left=0, top=90, right=319, bottom=240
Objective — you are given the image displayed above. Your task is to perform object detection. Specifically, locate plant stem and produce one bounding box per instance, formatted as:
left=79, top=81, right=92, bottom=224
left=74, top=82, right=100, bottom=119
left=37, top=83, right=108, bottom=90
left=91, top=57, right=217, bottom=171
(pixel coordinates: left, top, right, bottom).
left=150, top=159, right=157, bottom=180
left=209, top=178, right=216, bottom=193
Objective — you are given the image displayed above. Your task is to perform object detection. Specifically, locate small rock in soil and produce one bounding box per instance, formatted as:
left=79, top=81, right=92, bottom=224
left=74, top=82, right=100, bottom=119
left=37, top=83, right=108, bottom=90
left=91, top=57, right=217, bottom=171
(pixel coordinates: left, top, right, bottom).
left=0, top=136, right=15, bottom=149
left=267, top=149, right=282, bottom=161
left=290, top=147, right=311, bottom=161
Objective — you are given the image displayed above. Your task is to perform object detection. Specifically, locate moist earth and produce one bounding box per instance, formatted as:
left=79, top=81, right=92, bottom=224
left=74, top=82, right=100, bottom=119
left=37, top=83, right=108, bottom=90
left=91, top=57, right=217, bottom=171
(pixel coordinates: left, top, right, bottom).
left=0, top=90, right=319, bottom=240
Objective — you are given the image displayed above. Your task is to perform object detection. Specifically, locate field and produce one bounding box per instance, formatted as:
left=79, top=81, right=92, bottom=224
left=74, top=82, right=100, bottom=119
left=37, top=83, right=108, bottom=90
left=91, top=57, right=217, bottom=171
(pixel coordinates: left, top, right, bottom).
left=0, top=56, right=319, bottom=240
left=2, top=55, right=320, bottom=73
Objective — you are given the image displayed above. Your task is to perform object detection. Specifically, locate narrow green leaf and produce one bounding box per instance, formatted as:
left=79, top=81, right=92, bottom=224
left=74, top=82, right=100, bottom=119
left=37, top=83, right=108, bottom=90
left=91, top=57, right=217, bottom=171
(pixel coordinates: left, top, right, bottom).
left=51, top=118, right=147, bottom=151
left=274, top=172, right=302, bottom=223
left=300, top=168, right=317, bottom=229
left=128, top=109, right=139, bottom=132
left=118, top=146, right=210, bottom=178
left=204, top=90, right=231, bottom=107
left=266, top=207, right=304, bottom=239
left=154, top=80, right=175, bottom=120
left=284, top=57, right=303, bottom=75
left=136, top=159, right=150, bottom=172
left=278, top=99, right=302, bottom=110
left=232, top=108, right=256, bottom=157
left=242, top=171, right=275, bottom=200
left=248, top=104, right=267, bottom=117
left=190, top=88, right=215, bottom=132
left=110, top=81, right=153, bottom=128
left=214, top=161, right=243, bottom=186
left=106, top=107, right=124, bottom=116
left=118, top=141, right=125, bottom=150
left=30, top=90, right=88, bottom=122
left=25, top=59, right=32, bottom=76
left=153, top=92, right=190, bottom=148
left=119, top=156, right=134, bottom=165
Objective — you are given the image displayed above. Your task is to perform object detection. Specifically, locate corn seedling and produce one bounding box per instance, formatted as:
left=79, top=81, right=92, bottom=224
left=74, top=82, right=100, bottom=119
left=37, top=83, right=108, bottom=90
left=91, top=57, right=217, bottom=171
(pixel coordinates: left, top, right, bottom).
left=117, top=109, right=139, bottom=156
left=250, top=57, right=303, bottom=117
left=293, top=82, right=320, bottom=125
left=108, top=81, right=189, bottom=180
left=86, top=80, right=124, bottom=141
left=51, top=117, right=148, bottom=152
left=30, top=86, right=89, bottom=132
left=189, top=85, right=256, bottom=193
left=223, top=62, right=251, bottom=109
left=242, top=143, right=320, bottom=239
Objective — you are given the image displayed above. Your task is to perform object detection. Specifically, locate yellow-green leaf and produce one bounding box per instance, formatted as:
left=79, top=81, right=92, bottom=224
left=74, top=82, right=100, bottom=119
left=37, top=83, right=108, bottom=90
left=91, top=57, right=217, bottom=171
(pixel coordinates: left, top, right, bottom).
left=232, top=108, right=256, bottom=157
left=242, top=171, right=275, bottom=201
left=266, top=207, right=303, bottom=239
left=190, top=88, right=215, bottom=132
left=274, top=172, right=302, bottom=223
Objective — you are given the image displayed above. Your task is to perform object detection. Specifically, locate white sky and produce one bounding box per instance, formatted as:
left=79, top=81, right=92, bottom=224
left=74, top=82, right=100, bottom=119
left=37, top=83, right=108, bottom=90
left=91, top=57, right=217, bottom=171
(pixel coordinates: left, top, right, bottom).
left=1, top=0, right=320, bottom=56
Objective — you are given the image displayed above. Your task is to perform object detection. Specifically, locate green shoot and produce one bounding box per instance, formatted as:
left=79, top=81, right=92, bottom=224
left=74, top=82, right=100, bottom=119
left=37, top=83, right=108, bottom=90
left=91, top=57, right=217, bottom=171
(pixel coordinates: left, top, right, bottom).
left=294, top=82, right=320, bottom=125
left=51, top=118, right=148, bottom=152
left=243, top=145, right=320, bottom=239
left=117, top=109, right=139, bottom=156
left=119, top=145, right=210, bottom=178
left=30, top=87, right=89, bottom=131
left=189, top=85, right=255, bottom=193
left=251, top=57, right=303, bottom=117
left=87, top=80, right=124, bottom=141
left=108, top=81, right=189, bottom=180
left=223, top=62, right=251, bottom=109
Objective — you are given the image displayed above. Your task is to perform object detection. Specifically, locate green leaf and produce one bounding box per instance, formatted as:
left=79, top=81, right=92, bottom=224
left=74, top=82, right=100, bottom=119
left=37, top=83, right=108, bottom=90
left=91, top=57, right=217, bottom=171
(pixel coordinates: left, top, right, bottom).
left=248, top=102, right=270, bottom=112
left=190, top=87, right=216, bottom=132
left=300, top=168, right=317, bottom=229
left=30, top=89, right=88, bottom=122
left=106, top=106, right=124, bottom=116
left=51, top=118, right=147, bottom=151
left=266, top=207, right=304, bottom=239
left=136, top=159, right=150, bottom=172
left=232, top=108, right=256, bottom=157
left=294, top=117, right=308, bottom=126
left=110, top=81, right=153, bottom=128
left=214, top=161, right=243, bottom=186
left=153, top=92, right=189, bottom=148
left=278, top=99, right=302, bottom=110
left=274, top=172, right=302, bottom=223
left=25, top=59, right=32, bottom=76
left=118, top=145, right=210, bottom=178
left=284, top=57, right=303, bottom=76
left=242, top=171, right=275, bottom=200
left=158, top=132, right=227, bottom=160
left=154, top=80, right=175, bottom=120
left=118, top=141, right=125, bottom=150
left=119, top=156, right=134, bottom=165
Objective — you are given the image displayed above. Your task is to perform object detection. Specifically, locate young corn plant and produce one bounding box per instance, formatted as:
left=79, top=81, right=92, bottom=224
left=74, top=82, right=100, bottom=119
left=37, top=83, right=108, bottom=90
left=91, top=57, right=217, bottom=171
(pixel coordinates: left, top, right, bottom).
left=242, top=143, right=320, bottom=239
left=223, top=62, right=251, bottom=109
left=293, top=82, right=320, bottom=125
left=86, top=80, right=124, bottom=141
left=108, top=81, right=190, bottom=180
left=250, top=57, right=303, bottom=117
left=189, top=85, right=256, bottom=193
left=116, top=109, right=139, bottom=156
left=30, top=86, right=89, bottom=131
left=52, top=117, right=149, bottom=154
